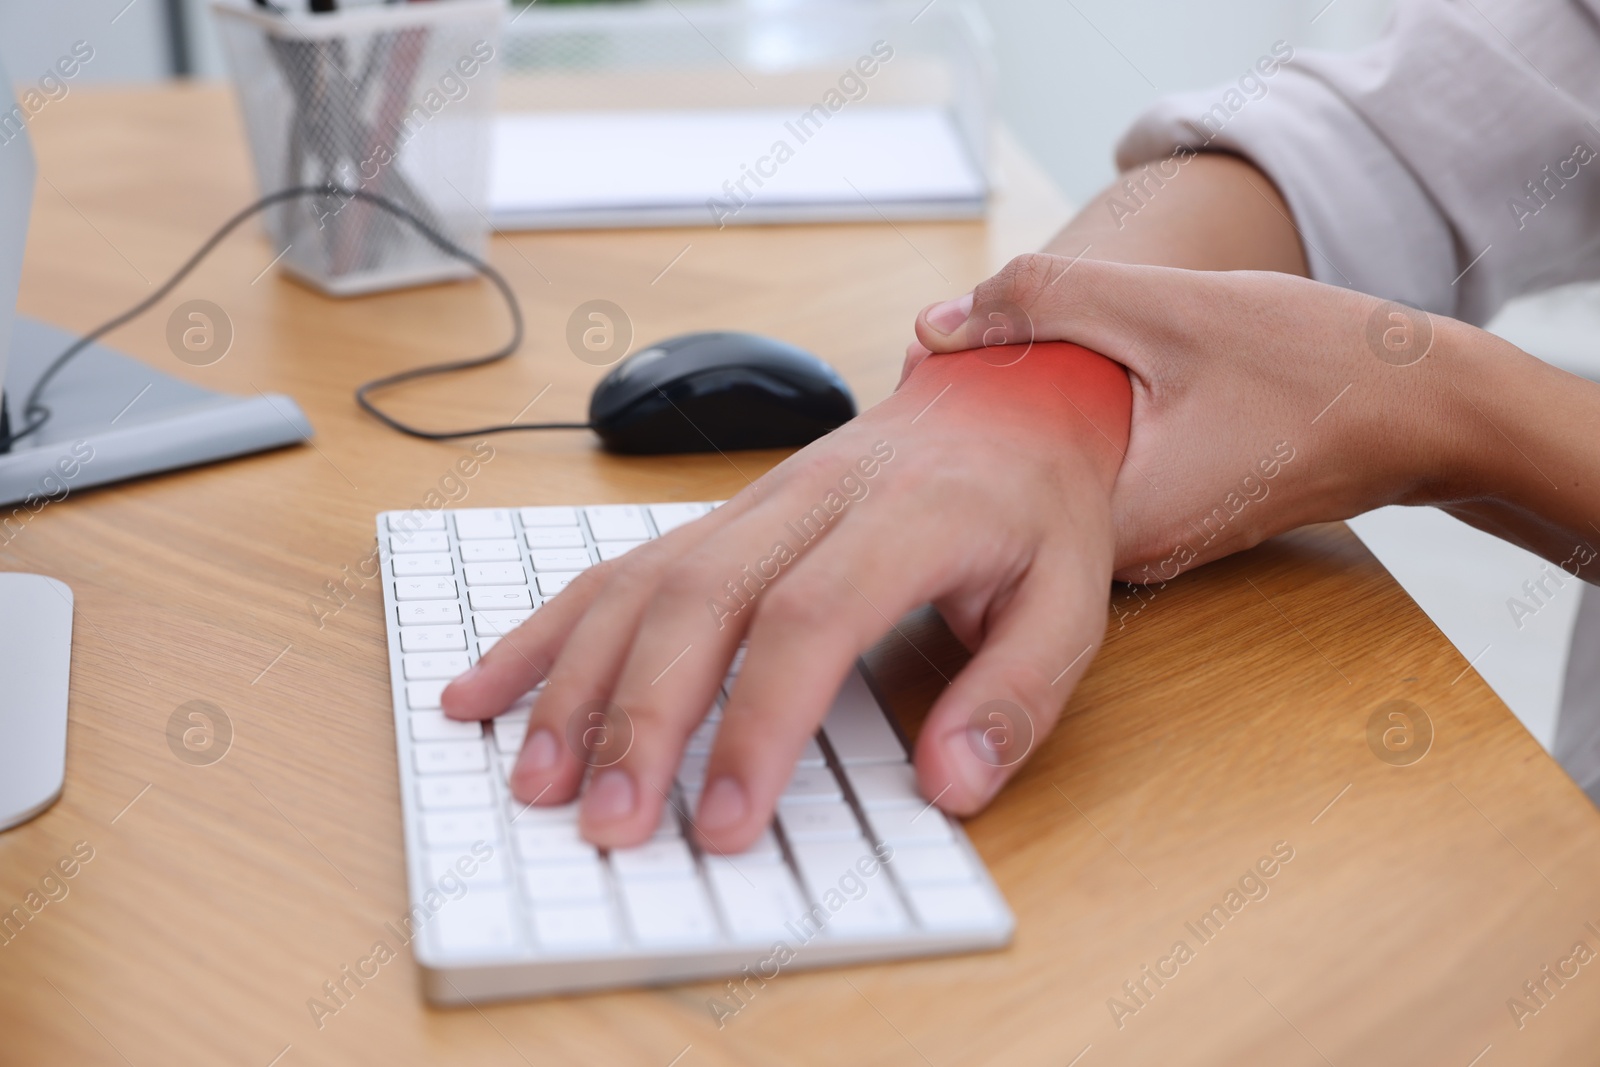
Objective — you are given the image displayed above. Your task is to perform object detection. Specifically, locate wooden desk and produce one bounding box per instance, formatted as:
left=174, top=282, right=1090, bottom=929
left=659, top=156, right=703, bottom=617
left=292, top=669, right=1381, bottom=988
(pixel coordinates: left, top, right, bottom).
left=4, top=86, right=1599, bottom=1067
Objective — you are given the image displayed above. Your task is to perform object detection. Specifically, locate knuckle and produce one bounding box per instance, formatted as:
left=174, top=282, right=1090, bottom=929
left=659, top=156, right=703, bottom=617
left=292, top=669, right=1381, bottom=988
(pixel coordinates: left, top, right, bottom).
left=586, top=557, right=664, bottom=606
left=753, top=575, right=834, bottom=630
left=983, top=654, right=1065, bottom=713
left=564, top=558, right=618, bottom=597
left=615, top=698, right=677, bottom=741
left=654, top=560, right=719, bottom=608
left=982, top=253, right=1057, bottom=308
left=771, top=439, right=848, bottom=487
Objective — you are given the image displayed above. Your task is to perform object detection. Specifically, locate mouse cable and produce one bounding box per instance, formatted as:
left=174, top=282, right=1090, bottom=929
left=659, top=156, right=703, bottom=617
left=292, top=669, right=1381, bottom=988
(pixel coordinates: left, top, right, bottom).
left=0, top=182, right=592, bottom=452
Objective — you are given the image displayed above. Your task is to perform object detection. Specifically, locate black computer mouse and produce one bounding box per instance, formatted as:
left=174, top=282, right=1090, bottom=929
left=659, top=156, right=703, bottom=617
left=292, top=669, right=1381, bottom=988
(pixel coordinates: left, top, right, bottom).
left=588, top=331, right=857, bottom=454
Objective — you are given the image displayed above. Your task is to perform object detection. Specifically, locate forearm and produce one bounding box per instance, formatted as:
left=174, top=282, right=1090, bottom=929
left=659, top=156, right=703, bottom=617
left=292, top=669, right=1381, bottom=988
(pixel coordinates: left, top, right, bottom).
left=1434, top=324, right=1600, bottom=582
left=1042, top=153, right=1310, bottom=276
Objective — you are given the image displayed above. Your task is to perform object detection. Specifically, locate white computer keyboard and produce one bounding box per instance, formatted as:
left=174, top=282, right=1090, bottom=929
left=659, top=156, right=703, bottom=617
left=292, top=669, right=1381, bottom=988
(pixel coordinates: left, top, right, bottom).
left=377, top=502, right=1013, bottom=1003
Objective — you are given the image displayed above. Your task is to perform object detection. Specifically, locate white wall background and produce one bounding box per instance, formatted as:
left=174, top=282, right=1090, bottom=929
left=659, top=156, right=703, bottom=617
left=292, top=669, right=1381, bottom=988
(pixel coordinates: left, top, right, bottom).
left=3, top=0, right=1596, bottom=752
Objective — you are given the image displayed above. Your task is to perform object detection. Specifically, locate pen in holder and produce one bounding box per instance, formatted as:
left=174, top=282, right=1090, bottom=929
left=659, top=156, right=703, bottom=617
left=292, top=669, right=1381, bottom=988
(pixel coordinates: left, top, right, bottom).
left=213, top=0, right=505, bottom=296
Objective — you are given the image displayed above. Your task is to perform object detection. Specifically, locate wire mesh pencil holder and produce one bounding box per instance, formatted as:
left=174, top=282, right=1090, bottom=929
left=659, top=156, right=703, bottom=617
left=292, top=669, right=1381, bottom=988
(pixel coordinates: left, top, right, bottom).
left=212, top=0, right=505, bottom=296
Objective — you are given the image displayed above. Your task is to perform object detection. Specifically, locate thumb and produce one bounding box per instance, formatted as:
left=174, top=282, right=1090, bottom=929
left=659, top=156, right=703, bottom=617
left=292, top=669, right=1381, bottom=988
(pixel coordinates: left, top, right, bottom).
left=913, top=253, right=1144, bottom=359
left=913, top=252, right=1068, bottom=355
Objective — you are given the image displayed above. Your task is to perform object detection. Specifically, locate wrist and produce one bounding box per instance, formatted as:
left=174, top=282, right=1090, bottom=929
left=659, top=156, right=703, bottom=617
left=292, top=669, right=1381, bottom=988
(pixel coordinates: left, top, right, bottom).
left=895, top=343, right=1132, bottom=491
left=1407, top=318, right=1538, bottom=511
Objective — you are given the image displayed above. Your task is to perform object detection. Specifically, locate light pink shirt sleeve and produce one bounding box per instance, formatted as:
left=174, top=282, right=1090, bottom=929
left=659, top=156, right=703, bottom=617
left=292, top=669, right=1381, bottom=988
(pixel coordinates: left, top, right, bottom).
left=1114, top=0, right=1600, bottom=326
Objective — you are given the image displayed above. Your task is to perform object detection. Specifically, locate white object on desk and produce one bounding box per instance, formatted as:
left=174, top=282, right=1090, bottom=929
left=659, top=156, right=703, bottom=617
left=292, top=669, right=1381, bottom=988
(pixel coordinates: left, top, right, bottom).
left=377, top=502, right=1013, bottom=1003
left=488, top=106, right=988, bottom=230
left=0, top=574, right=72, bottom=831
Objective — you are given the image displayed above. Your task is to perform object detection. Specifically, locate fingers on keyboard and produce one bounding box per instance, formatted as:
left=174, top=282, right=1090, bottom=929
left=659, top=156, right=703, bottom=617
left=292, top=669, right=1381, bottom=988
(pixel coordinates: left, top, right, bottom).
left=696, top=519, right=926, bottom=855
left=441, top=578, right=594, bottom=722
left=507, top=554, right=686, bottom=811
left=914, top=537, right=1106, bottom=815
left=574, top=498, right=829, bottom=849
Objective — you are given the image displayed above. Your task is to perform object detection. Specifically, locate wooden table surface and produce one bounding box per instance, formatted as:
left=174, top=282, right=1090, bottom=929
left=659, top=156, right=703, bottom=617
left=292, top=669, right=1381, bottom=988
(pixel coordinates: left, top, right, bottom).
left=4, top=85, right=1599, bottom=1067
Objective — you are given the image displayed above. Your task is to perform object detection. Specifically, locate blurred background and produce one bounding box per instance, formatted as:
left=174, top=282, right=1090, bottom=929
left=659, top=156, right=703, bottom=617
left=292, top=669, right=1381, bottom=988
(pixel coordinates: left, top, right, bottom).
left=0, top=0, right=1402, bottom=204
left=4, top=0, right=1597, bottom=751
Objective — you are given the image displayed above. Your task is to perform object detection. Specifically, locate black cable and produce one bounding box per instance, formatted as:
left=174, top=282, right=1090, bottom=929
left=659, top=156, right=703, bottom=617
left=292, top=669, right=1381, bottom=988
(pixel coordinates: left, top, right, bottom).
left=0, top=182, right=591, bottom=451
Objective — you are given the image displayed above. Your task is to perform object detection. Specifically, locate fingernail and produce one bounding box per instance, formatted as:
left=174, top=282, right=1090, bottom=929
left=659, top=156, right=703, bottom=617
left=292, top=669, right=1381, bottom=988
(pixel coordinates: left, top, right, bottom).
left=584, top=768, right=636, bottom=823
left=926, top=292, right=973, bottom=334
left=523, top=728, right=559, bottom=772
left=697, top=776, right=748, bottom=832
left=944, top=728, right=1004, bottom=806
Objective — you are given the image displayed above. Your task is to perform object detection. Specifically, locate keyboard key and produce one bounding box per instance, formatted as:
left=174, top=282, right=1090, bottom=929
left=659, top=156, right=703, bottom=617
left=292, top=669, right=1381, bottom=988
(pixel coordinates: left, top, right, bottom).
left=390, top=531, right=448, bottom=553
left=789, top=838, right=908, bottom=936
left=597, top=541, right=647, bottom=561
left=460, top=540, right=522, bottom=563
left=418, top=774, right=494, bottom=810
left=791, top=838, right=876, bottom=896
left=400, top=626, right=468, bottom=653
left=649, top=502, right=710, bottom=535
left=506, top=798, right=580, bottom=825
left=429, top=888, right=522, bottom=956
left=780, top=801, right=861, bottom=842
left=422, top=811, right=501, bottom=848
left=410, top=712, right=483, bottom=742
left=711, top=827, right=784, bottom=864
left=414, top=741, right=488, bottom=775
left=474, top=609, right=535, bottom=636
left=395, top=578, right=458, bottom=602
left=534, top=903, right=618, bottom=951
left=845, top=764, right=922, bottom=807
left=468, top=587, right=534, bottom=611
left=866, top=805, right=954, bottom=846
left=584, top=505, right=651, bottom=541
left=398, top=601, right=461, bottom=626
left=887, top=844, right=979, bottom=886
left=403, top=652, right=471, bottom=680
left=519, top=506, right=579, bottom=528
left=493, top=717, right=526, bottom=754
left=529, top=549, right=594, bottom=572
left=464, top=563, right=528, bottom=586
left=388, top=510, right=446, bottom=532
left=536, top=571, right=582, bottom=596
left=392, top=554, right=454, bottom=577
left=425, top=847, right=508, bottom=886
left=523, top=858, right=607, bottom=904
left=513, top=823, right=599, bottom=864
left=707, top=860, right=806, bottom=942
left=526, top=527, right=586, bottom=549
left=904, top=883, right=1007, bottom=932
left=618, top=876, right=718, bottom=945
left=822, top=669, right=905, bottom=764
left=454, top=509, right=516, bottom=540
left=780, top=766, right=844, bottom=804
left=611, top=839, right=695, bottom=879
left=406, top=680, right=448, bottom=710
